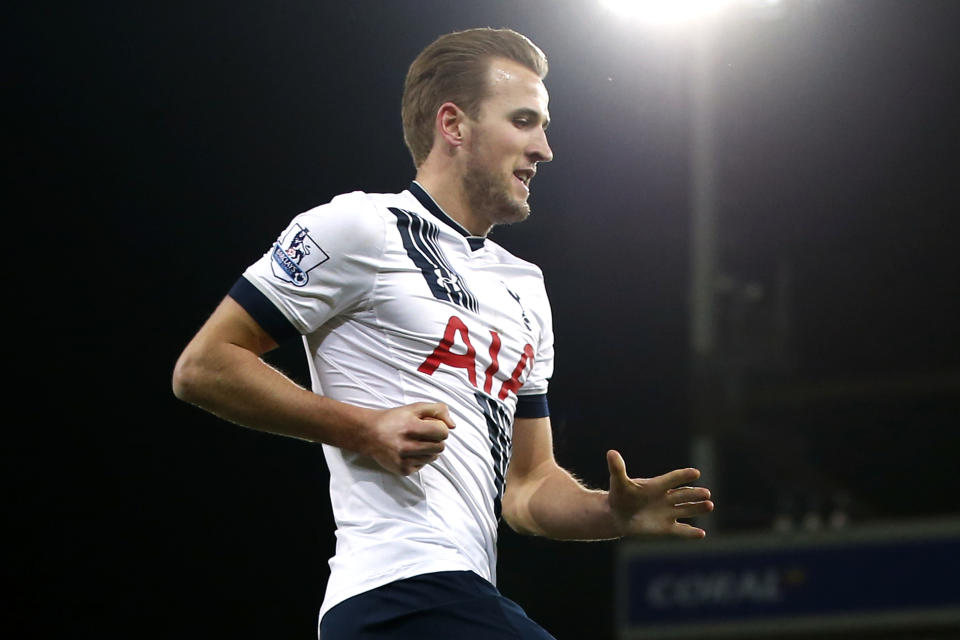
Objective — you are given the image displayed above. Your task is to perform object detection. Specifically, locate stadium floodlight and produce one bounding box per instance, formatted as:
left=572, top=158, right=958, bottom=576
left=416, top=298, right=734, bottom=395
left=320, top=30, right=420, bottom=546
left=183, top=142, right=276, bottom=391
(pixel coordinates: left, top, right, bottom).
left=600, top=0, right=732, bottom=26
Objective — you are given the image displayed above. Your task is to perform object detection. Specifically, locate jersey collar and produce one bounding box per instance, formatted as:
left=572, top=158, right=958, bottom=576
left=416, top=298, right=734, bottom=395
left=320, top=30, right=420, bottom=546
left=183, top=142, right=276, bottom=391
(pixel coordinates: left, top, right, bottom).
left=409, top=181, right=486, bottom=251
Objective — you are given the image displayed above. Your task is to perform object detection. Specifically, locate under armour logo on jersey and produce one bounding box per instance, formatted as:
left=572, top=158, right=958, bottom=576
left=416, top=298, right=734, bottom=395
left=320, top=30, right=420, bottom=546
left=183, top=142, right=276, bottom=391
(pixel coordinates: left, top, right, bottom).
left=389, top=207, right=479, bottom=312
left=434, top=269, right=463, bottom=292
left=270, top=223, right=330, bottom=287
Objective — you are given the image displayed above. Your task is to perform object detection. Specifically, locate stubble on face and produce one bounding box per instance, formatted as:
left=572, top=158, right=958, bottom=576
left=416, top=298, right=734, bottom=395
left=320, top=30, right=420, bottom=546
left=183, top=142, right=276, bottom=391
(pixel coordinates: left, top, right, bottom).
left=461, top=152, right=531, bottom=230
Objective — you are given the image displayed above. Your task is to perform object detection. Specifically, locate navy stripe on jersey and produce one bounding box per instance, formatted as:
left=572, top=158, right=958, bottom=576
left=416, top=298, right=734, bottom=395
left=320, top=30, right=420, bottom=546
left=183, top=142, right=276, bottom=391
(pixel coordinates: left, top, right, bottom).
left=475, top=391, right=512, bottom=521
left=229, top=276, right=301, bottom=344
left=389, top=207, right=479, bottom=313
left=515, top=393, right=550, bottom=419
left=409, top=182, right=487, bottom=249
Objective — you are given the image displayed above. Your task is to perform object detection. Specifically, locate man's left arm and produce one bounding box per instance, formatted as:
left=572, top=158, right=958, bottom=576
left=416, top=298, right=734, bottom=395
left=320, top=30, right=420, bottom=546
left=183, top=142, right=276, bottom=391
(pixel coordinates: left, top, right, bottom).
left=502, top=416, right=714, bottom=541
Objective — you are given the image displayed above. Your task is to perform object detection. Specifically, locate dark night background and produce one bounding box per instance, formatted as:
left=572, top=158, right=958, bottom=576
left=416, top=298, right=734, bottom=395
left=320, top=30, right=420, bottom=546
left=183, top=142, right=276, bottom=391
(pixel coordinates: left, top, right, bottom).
left=8, top=1, right=960, bottom=638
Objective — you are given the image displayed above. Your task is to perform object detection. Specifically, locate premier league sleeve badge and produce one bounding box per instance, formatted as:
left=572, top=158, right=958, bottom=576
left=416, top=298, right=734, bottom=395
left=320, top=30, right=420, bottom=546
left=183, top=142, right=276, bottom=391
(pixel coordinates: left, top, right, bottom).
left=270, top=223, right=330, bottom=287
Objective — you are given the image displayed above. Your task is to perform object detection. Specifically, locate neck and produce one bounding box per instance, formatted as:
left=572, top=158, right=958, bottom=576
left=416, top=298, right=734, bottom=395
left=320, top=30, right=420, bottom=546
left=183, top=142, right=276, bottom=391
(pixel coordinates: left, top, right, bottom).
left=414, top=167, right=490, bottom=237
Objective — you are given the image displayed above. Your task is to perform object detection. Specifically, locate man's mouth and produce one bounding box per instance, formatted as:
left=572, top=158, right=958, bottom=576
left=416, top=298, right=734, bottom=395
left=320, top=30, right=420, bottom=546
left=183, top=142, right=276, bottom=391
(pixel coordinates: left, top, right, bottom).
left=513, top=169, right=535, bottom=191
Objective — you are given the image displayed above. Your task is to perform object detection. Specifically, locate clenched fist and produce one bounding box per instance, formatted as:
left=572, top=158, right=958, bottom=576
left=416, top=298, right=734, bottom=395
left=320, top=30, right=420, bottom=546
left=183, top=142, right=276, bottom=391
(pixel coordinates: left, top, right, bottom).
left=363, top=402, right=456, bottom=475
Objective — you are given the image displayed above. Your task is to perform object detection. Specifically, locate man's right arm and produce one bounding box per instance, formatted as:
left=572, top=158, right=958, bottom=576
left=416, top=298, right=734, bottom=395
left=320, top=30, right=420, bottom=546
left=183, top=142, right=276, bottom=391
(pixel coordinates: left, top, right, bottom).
left=171, top=295, right=455, bottom=475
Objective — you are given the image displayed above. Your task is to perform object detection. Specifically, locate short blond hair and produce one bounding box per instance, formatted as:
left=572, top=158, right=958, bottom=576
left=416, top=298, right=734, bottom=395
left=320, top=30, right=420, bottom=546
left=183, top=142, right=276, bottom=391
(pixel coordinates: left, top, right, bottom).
left=401, top=28, right=548, bottom=168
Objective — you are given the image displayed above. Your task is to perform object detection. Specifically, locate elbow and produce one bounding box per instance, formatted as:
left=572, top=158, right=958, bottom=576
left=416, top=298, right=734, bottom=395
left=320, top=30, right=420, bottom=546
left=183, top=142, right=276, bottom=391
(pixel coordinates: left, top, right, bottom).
left=502, top=513, right=533, bottom=537
left=502, top=461, right=560, bottom=537
left=171, top=349, right=205, bottom=405
left=501, top=489, right=540, bottom=537
left=501, top=493, right=521, bottom=533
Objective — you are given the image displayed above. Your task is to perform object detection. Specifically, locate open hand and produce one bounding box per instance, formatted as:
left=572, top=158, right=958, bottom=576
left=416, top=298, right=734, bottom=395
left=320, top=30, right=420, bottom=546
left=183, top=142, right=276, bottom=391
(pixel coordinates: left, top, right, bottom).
left=606, top=450, right=713, bottom=539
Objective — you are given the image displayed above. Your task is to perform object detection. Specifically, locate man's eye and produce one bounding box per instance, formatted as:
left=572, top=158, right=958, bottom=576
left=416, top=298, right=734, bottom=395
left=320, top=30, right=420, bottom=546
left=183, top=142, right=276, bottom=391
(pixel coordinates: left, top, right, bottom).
left=515, top=118, right=530, bottom=127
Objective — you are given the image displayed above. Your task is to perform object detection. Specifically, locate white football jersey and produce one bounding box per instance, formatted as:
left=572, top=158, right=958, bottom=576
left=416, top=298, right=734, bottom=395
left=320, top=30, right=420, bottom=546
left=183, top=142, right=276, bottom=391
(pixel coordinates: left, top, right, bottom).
left=230, top=182, right=554, bottom=622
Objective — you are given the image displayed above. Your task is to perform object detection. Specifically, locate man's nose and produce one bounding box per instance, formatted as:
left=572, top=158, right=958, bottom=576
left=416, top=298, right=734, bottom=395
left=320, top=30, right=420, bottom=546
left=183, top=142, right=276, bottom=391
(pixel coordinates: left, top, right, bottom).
left=529, top=128, right=553, bottom=163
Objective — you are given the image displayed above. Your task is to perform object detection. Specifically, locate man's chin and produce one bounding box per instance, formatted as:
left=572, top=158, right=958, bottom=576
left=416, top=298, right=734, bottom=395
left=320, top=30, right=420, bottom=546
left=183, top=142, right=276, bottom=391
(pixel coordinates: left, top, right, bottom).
left=490, top=200, right=530, bottom=226
left=463, top=168, right=532, bottom=227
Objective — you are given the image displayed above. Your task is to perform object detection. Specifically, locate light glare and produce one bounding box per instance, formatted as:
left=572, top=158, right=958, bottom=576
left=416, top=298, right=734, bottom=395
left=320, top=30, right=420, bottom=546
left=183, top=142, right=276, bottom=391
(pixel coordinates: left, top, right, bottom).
left=601, top=0, right=732, bottom=25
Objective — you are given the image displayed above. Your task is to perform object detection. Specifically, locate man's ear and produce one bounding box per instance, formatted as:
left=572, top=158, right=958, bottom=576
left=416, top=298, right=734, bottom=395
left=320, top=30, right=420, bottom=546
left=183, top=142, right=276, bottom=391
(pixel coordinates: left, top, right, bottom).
left=436, top=102, right=468, bottom=148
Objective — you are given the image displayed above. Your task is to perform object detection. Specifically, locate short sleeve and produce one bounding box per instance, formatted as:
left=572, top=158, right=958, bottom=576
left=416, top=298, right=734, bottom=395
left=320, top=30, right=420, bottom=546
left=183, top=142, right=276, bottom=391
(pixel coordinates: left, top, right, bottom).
left=235, top=192, right=386, bottom=337
left=518, top=273, right=554, bottom=398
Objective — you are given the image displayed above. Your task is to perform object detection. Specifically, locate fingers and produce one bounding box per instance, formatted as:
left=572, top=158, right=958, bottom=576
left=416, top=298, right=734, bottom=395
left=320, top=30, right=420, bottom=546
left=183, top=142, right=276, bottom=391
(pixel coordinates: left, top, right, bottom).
left=606, top=449, right=628, bottom=480
left=608, top=453, right=702, bottom=490
left=394, top=404, right=455, bottom=474
left=651, top=467, right=702, bottom=492
left=400, top=438, right=446, bottom=458
left=672, top=522, right=708, bottom=539
left=654, top=472, right=713, bottom=528
left=414, top=402, right=456, bottom=430
left=673, top=499, right=714, bottom=519
left=608, top=453, right=706, bottom=497
left=410, top=417, right=452, bottom=443
left=667, top=486, right=711, bottom=504
left=669, top=486, right=714, bottom=537
left=401, top=446, right=445, bottom=460
left=398, top=454, right=438, bottom=476
left=404, top=452, right=439, bottom=465
left=368, top=403, right=456, bottom=475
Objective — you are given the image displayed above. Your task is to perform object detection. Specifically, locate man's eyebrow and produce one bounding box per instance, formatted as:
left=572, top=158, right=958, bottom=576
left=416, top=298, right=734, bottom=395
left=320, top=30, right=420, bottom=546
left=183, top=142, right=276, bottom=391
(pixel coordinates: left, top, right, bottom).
left=511, top=107, right=550, bottom=129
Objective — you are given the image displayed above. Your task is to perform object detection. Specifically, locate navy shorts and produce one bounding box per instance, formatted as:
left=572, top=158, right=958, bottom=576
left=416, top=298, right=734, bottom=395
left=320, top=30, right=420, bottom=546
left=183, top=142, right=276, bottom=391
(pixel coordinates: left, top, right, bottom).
left=319, top=570, right=557, bottom=639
